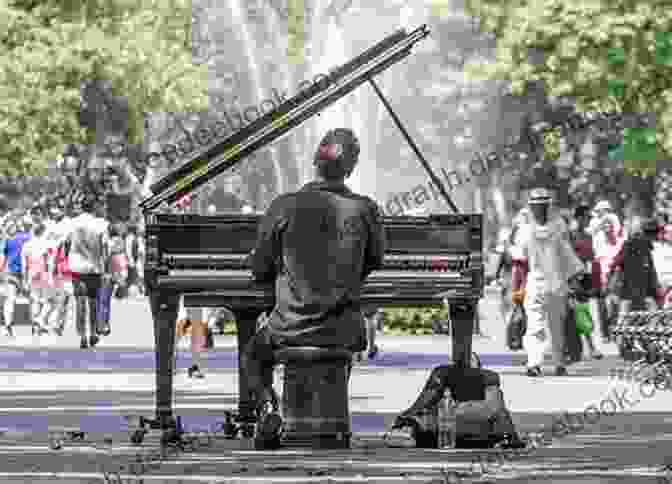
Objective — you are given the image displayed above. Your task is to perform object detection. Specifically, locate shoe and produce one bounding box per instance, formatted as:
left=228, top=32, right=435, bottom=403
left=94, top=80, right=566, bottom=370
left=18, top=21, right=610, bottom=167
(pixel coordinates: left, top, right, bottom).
left=52, top=326, right=63, bottom=337
left=392, top=415, right=436, bottom=448
left=591, top=352, right=604, bottom=360
left=368, top=345, right=379, bottom=360
left=499, top=433, right=528, bottom=449
left=1, top=326, right=14, bottom=338
left=188, top=365, right=204, bottom=379
left=526, top=366, right=542, bottom=377
left=554, top=366, right=568, bottom=376
left=254, top=401, right=282, bottom=450
left=32, top=326, right=50, bottom=336
left=97, top=324, right=111, bottom=336
left=89, top=335, right=99, bottom=348
left=80, top=337, right=88, bottom=349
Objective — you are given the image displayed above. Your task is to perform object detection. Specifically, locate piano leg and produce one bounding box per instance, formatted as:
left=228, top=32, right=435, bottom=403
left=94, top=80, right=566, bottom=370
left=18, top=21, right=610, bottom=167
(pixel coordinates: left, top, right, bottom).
left=235, top=309, right=264, bottom=421
left=450, top=301, right=476, bottom=367
left=149, top=289, right=180, bottom=428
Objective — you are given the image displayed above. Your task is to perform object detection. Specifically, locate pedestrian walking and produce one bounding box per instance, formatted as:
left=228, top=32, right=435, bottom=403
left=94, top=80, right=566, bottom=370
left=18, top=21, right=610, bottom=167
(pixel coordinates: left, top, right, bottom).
left=66, top=195, right=111, bottom=349
left=612, top=215, right=662, bottom=313
left=586, top=199, right=625, bottom=342
left=1, top=219, right=32, bottom=337
left=358, top=307, right=382, bottom=360
left=21, top=223, right=53, bottom=335
left=511, top=187, right=585, bottom=377
left=569, top=205, right=603, bottom=361
left=175, top=302, right=209, bottom=378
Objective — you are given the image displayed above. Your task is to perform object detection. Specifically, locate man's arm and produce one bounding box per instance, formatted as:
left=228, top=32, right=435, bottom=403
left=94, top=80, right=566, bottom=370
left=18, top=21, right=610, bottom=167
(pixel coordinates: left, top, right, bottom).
left=362, top=201, right=386, bottom=279
left=510, top=226, right=529, bottom=303
left=101, top=226, right=113, bottom=276
left=250, top=198, right=285, bottom=283
left=586, top=215, right=602, bottom=236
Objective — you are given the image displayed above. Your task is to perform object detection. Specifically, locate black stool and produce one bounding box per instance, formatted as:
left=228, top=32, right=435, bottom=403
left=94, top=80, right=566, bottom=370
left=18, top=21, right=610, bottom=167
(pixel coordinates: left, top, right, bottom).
left=273, top=346, right=353, bottom=449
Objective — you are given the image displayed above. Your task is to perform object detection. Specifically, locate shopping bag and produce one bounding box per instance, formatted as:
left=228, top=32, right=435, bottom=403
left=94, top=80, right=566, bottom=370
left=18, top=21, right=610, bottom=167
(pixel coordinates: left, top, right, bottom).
left=564, top=303, right=583, bottom=363
left=575, top=302, right=594, bottom=336
left=505, top=304, right=526, bottom=351
left=13, top=296, right=32, bottom=325
left=96, top=285, right=113, bottom=325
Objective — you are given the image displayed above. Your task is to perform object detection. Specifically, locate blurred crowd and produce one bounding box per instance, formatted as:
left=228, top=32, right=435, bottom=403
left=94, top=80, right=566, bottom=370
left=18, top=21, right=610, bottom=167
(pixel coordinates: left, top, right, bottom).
left=490, top=197, right=672, bottom=369
left=0, top=190, right=145, bottom=346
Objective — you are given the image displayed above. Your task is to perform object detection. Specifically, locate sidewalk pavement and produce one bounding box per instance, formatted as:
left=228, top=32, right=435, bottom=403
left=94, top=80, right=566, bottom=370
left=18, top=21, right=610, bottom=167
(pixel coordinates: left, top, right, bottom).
left=0, top=295, right=620, bottom=365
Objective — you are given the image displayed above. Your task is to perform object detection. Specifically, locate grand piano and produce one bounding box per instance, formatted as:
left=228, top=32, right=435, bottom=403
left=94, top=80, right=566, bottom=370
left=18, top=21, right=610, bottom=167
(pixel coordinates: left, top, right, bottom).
left=139, top=25, right=484, bottom=435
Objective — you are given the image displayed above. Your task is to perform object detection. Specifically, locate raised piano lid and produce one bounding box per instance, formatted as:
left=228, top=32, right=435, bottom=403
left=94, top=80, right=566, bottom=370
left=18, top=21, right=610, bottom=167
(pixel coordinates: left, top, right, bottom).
left=139, top=26, right=430, bottom=212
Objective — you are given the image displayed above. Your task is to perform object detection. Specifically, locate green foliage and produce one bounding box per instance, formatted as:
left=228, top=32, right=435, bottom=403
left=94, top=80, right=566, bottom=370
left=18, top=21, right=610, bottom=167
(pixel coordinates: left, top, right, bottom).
left=0, top=0, right=210, bottom=176
left=463, top=0, right=672, bottom=176
left=287, top=0, right=306, bottom=65
left=220, top=307, right=449, bottom=336
left=381, top=306, right=449, bottom=336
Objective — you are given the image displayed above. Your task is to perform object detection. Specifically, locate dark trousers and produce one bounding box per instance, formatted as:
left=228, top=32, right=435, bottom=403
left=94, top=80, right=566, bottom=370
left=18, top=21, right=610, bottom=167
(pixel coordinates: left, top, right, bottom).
left=240, top=326, right=354, bottom=412
left=73, top=274, right=102, bottom=338
left=240, top=326, right=280, bottom=408
left=597, top=294, right=618, bottom=339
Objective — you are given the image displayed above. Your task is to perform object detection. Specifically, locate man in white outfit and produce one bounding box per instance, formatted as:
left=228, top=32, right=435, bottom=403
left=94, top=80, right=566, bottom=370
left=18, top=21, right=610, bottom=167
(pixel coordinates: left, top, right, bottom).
left=510, top=188, right=585, bottom=377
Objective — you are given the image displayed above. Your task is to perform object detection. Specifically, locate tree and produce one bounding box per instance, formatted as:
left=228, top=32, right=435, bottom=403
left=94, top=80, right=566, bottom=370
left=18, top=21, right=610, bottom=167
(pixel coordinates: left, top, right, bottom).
left=0, top=0, right=210, bottom=176
left=461, top=0, right=672, bottom=216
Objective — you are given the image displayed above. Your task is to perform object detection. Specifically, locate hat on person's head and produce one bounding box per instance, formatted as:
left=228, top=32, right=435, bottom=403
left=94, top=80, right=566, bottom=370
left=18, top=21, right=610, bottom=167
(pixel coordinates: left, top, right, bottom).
left=528, top=187, right=553, bottom=205
left=593, top=200, right=613, bottom=212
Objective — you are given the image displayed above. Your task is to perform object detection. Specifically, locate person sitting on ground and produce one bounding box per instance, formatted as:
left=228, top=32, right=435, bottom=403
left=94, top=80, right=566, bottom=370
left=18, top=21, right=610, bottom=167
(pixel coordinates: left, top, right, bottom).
left=241, top=128, right=386, bottom=448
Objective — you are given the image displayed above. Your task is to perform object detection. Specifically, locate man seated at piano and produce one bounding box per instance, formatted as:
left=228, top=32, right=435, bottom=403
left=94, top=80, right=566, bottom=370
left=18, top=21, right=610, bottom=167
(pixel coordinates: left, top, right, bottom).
left=241, top=128, right=387, bottom=445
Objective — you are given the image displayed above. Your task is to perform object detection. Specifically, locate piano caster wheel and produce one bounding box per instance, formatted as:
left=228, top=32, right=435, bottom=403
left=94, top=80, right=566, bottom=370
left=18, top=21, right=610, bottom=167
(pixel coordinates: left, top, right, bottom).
left=161, top=428, right=182, bottom=447
left=220, top=412, right=239, bottom=439
left=241, top=423, right=255, bottom=439
left=49, top=437, right=63, bottom=450
left=131, top=429, right=146, bottom=445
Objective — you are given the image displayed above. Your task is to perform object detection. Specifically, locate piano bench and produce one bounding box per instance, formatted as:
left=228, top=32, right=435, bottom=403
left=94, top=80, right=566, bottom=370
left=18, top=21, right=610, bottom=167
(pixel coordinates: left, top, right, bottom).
left=273, top=346, right=353, bottom=450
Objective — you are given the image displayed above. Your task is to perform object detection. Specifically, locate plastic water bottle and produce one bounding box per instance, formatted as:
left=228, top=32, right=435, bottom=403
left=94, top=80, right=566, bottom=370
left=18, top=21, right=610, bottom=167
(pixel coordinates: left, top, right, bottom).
left=437, top=390, right=456, bottom=448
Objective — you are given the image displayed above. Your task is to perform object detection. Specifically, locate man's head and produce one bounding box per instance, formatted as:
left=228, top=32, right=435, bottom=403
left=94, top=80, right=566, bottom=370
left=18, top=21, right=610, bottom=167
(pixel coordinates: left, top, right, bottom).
left=74, top=191, right=97, bottom=216
left=574, top=204, right=591, bottom=229
left=527, top=187, right=553, bottom=226
left=313, top=128, right=360, bottom=181
left=33, top=223, right=46, bottom=238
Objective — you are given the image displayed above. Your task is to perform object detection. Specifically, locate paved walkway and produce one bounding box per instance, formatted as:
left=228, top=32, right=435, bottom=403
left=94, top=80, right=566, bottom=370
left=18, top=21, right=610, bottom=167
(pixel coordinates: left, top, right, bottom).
left=0, top=295, right=619, bottom=363
left=0, top=296, right=668, bottom=483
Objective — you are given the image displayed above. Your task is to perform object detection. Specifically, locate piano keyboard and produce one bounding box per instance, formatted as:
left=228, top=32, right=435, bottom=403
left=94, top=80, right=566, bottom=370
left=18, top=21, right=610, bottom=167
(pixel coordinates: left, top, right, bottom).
left=166, top=269, right=463, bottom=279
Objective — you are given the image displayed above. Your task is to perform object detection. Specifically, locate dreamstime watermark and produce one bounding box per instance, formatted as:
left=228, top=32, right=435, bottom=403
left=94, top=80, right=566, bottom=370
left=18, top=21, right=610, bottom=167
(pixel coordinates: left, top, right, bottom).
left=462, top=359, right=672, bottom=478
left=142, top=71, right=334, bottom=170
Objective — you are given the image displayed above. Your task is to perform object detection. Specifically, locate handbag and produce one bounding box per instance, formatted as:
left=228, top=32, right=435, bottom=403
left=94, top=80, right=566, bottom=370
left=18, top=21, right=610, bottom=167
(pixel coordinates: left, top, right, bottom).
left=574, top=302, right=594, bottom=336
left=505, top=304, right=526, bottom=351
left=564, top=301, right=583, bottom=363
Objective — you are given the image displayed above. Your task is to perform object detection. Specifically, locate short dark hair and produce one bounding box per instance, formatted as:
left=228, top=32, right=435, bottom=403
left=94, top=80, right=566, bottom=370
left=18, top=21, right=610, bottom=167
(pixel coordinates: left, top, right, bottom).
left=574, top=205, right=590, bottom=219
left=313, top=128, right=360, bottom=180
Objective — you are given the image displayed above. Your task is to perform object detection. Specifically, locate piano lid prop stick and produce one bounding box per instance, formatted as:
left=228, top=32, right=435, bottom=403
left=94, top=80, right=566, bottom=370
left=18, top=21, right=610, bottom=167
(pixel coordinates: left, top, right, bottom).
left=368, top=78, right=459, bottom=215
left=140, top=25, right=431, bottom=212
